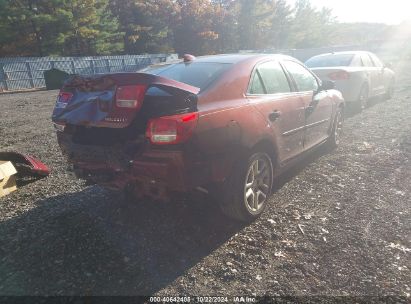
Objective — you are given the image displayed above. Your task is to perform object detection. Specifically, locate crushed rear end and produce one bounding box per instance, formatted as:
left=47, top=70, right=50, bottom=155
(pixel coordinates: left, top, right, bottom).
left=52, top=73, right=202, bottom=200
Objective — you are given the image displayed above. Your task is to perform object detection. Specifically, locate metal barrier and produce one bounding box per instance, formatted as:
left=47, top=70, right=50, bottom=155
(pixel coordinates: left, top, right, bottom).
left=0, top=54, right=178, bottom=92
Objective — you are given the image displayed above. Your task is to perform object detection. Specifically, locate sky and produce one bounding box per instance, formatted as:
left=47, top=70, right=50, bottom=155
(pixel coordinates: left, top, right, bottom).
left=294, top=0, right=411, bottom=24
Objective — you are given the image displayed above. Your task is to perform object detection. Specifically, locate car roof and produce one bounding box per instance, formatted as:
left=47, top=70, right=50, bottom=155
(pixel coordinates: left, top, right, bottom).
left=190, top=53, right=296, bottom=64
left=310, top=51, right=371, bottom=58
left=143, top=54, right=300, bottom=73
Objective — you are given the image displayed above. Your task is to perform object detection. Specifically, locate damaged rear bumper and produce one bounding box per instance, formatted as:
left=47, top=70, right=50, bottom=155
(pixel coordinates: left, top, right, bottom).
left=57, top=132, right=209, bottom=199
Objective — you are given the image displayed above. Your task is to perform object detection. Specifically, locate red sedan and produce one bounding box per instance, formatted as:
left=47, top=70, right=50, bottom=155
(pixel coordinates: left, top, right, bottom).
left=52, top=54, right=344, bottom=221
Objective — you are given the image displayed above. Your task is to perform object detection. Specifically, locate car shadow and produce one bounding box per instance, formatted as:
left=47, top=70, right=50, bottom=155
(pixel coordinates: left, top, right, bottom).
left=0, top=185, right=245, bottom=295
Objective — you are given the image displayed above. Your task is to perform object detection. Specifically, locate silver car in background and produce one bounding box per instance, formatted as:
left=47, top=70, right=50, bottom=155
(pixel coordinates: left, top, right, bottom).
left=305, top=51, right=395, bottom=111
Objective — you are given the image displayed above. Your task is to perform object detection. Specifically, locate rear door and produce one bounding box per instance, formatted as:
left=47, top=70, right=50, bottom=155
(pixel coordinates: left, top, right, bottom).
left=281, top=60, right=333, bottom=150
left=247, top=60, right=305, bottom=163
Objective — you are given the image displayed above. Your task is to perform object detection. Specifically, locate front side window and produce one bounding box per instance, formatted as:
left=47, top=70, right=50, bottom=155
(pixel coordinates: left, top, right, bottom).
left=361, top=54, right=374, bottom=67
left=369, top=53, right=383, bottom=67
left=351, top=55, right=364, bottom=67
left=282, top=61, right=318, bottom=92
left=248, top=61, right=291, bottom=94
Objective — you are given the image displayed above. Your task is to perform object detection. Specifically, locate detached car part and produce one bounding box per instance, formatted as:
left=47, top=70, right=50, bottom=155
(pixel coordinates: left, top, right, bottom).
left=0, top=152, right=50, bottom=178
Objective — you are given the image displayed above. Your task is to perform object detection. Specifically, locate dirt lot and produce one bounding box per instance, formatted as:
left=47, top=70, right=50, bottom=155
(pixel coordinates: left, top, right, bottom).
left=0, top=66, right=410, bottom=299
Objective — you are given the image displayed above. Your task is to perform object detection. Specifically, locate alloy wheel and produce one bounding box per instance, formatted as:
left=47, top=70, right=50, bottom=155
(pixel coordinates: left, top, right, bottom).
left=244, top=155, right=272, bottom=213
left=334, top=111, right=343, bottom=146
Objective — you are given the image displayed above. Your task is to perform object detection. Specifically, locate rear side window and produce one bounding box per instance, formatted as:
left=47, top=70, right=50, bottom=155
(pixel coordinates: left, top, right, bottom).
left=248, top=61, right=291, bottom=94
left=282, top=61, right=318, bottom=92
left=249, top=72, right=265, bottom=94
left=143, top=62, right=231, bottom=90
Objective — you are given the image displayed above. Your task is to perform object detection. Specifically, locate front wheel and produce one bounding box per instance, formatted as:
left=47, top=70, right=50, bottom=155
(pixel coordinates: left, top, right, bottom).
left=219, top=152, right=273, bottom=222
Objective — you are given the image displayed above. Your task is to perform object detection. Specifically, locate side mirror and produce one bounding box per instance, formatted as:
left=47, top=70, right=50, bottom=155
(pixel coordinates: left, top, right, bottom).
left=319, top=80, right=335, bottom=91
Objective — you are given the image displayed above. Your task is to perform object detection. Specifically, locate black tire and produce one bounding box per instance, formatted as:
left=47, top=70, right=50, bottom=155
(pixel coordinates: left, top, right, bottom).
left=326, top=107, right=343, bottom=150
left=218, top=151, right=273, bottom=222
left=356, top=84, right=369, bottom=112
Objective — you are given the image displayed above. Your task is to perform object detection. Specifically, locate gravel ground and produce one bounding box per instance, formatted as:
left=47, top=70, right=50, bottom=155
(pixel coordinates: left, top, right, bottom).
left=0, top=66, right=410, bottom=299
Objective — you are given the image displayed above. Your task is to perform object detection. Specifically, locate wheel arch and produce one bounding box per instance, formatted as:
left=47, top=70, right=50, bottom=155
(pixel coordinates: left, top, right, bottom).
left=328, top=98, right=345, bottom=135
left=249, top=137, right=279, bottom=169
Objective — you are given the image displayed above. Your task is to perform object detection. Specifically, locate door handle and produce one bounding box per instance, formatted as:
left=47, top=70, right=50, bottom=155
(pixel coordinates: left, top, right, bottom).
left=306, top=105, right=315, bottom=115
left=269, top=110, right=281, bottom=122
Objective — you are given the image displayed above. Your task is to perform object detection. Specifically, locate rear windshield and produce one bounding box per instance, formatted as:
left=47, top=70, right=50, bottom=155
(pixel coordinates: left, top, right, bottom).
left=141, top=62, right=231, bottom=90
left=305, top=54, right=354, bottom=68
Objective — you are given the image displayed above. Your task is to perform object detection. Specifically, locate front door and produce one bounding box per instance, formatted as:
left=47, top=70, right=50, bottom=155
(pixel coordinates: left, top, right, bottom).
left=281, top=60, right=333, bottom=150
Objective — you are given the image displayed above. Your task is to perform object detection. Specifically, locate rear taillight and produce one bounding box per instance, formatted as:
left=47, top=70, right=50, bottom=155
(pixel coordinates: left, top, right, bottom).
left=328, top=70, right=350, bottom=80
left=146, top=112, right=199, bottom=145
left=115, top=85, right=146, bottom=109
left=56, top=91, right=73, bottom=108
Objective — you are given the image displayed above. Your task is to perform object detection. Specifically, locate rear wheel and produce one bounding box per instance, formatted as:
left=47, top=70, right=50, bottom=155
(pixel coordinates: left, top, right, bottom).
left=219, top=152, right=273, bottom=222
left=357, top=84, right=369, bottom=111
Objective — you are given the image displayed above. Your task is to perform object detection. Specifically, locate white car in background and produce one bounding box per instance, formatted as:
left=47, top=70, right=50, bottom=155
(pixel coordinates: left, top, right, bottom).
left=305, top=51, right=395, bottom=111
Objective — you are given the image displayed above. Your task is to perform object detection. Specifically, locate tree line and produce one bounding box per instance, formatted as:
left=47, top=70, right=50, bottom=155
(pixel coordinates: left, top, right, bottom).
left=0, top=0, right=396, bottom=57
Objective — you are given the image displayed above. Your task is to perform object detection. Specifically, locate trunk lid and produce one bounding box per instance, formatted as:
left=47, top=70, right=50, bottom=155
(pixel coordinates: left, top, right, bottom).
left=310, top=67, right=348, bottom=80
left=52, top=73, right=200, bottom=129
left=310, top=66, right=364, bottom=80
